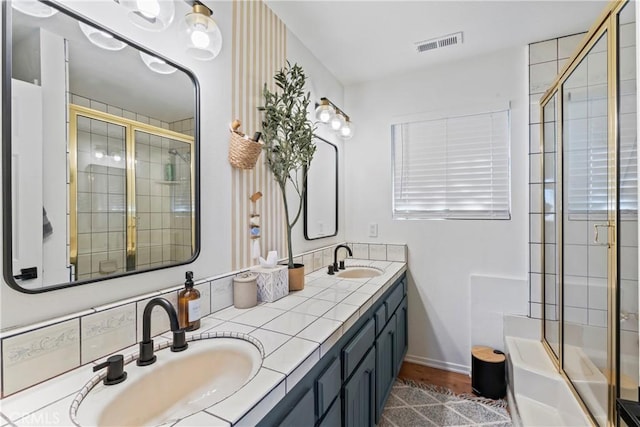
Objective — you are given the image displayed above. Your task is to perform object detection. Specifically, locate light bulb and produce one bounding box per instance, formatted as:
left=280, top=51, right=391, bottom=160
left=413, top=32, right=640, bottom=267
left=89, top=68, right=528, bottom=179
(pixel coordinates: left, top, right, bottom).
left=113, top=153, right=122, bottom=162
left=183, top=4, right=222, bottom=60
left=136, top=0, right=160, bottom=18
left=330, top=112, right=345, bottom=131
left=190, top=27, right=210, bottom=49
left=319, top=110, right=332, bottom=122
left=95, top=151, right=104, bottom=159
left=315, top=99, right=334, bottom=123
left=340, top=120, right=353, bottom=139
left=119, top=0, right=174, bottom=31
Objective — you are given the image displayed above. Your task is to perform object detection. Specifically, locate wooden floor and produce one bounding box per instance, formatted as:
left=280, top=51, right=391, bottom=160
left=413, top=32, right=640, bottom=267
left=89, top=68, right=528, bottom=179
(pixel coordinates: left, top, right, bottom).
left=398, top=362, right=472, bottom=395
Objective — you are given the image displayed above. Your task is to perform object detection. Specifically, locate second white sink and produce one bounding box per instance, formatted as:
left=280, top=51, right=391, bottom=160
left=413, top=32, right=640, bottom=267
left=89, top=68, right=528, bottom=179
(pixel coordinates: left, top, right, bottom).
left=336, top=266, right=383, bottom=279
left=75, top=337, right=262, bottom=427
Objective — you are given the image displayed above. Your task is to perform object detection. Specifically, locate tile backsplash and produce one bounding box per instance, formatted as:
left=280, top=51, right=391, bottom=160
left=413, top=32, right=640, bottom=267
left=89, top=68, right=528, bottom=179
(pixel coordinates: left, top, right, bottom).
left=0, top=242, right=406, bottom=397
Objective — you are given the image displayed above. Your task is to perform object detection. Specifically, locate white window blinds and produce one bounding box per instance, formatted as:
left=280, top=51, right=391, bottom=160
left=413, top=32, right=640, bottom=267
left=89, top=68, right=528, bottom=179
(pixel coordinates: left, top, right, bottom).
left=392, top=109, right=511, bottom=220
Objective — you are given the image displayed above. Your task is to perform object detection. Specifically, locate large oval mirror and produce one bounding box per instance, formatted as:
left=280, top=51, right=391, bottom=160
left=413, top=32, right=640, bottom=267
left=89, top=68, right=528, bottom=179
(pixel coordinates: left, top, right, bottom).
left=3, top=1, right=200, bottom=292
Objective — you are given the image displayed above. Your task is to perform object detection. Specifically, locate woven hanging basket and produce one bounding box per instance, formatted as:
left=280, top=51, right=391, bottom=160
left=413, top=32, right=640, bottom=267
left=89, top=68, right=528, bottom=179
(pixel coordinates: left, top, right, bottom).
left=228, top=130, right=262, bottom=169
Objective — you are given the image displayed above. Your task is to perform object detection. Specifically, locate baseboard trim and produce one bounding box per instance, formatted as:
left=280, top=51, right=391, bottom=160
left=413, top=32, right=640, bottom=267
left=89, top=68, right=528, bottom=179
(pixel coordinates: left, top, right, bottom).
left=404, top=354, right=471, bottom=376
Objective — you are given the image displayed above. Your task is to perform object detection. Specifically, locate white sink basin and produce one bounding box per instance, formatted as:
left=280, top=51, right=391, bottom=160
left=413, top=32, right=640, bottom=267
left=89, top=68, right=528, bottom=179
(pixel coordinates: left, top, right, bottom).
left=336, top=266, right=383, bottom=279
left=75, top=337, right=263, bottom=427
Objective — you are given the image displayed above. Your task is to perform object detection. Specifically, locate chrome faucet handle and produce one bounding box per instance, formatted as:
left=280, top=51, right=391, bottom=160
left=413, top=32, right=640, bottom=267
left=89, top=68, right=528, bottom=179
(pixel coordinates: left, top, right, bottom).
left=93, top=354, right=127, bottom=385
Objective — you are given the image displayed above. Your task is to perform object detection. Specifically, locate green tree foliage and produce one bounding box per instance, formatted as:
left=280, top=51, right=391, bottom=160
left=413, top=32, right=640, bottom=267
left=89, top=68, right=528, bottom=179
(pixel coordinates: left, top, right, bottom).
left=261, top=62, right=316, bottom=268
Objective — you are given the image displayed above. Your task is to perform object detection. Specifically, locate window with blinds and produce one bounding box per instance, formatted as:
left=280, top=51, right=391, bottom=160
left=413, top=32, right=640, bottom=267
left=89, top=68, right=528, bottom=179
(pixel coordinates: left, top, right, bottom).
left=392, top=109, right=511, bottom=220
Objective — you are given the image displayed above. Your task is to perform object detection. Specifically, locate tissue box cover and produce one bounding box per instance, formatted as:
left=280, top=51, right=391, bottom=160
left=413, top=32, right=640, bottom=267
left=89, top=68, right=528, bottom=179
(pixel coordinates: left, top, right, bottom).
left=250, top=265, right=289, bottom=302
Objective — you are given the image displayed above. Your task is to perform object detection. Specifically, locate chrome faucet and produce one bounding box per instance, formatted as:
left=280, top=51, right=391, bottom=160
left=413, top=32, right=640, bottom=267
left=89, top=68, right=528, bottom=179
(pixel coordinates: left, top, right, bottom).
left=137, top=297, right=188, bottom=366
left=333, top=244, right=353, bottom=271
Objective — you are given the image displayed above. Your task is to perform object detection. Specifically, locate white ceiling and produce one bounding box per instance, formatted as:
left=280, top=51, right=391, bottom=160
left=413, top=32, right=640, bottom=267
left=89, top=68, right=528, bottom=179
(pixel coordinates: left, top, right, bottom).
left=265, top=0, right=609, bottom=86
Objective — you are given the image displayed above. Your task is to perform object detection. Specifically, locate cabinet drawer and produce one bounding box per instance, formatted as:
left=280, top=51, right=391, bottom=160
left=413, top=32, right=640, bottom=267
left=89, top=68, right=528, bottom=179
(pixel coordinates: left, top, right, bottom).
left=278, top=387, right=315, bottom=427
left=374, top=304, right=387, bottom=335
left=318, top=396, right=341, bottom=427
left=316, top=357, right=341, bottom=417
left=342, top=318, right=375, bottom=380
left=386, top=282, right=404, bottom=318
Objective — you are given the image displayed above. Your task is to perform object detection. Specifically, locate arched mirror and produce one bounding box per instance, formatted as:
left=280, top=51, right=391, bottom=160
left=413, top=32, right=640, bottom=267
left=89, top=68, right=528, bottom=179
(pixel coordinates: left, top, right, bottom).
left=3, top=0, right=200, bottom=293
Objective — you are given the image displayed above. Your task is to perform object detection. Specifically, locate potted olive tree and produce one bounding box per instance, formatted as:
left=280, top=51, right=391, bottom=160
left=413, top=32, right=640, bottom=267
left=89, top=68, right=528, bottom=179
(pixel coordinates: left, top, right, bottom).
left=260, top=62, right=316, bottom=290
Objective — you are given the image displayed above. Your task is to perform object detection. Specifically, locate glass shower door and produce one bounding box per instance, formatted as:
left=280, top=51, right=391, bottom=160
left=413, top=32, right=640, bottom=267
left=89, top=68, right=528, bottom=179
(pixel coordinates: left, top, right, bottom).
left=616, top=0, right=638, bottom=405
left=543, top=93, right=560, bottom=359
left=562, top=31, right=611, bottom=426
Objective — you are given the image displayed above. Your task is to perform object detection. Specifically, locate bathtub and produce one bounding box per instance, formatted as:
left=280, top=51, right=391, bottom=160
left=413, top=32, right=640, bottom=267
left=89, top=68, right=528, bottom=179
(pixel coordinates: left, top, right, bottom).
left=505, top=336, right=592, bottom=426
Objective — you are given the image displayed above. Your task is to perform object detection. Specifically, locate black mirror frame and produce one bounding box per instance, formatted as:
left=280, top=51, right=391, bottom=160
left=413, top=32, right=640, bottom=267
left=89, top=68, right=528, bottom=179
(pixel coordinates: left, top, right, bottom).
left=2, top=0, right=201, bottom=293
left=303, top=135, right=338, bottom=241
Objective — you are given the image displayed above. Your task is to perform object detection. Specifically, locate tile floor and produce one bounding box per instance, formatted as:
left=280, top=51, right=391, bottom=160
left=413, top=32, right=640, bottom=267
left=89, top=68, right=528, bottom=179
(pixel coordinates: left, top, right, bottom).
left=380, top=381, right=512, bottom=427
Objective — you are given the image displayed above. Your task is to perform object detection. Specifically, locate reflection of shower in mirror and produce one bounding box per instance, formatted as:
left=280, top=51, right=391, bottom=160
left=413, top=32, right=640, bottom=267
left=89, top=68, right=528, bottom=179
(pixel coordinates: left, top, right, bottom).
left=168, top=148, right=190, bottom=163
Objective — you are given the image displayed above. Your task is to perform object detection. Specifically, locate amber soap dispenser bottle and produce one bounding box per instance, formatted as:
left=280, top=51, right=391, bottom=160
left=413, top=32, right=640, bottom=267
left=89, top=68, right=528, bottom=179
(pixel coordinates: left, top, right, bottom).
left=178, top=271, right=201, bottom=331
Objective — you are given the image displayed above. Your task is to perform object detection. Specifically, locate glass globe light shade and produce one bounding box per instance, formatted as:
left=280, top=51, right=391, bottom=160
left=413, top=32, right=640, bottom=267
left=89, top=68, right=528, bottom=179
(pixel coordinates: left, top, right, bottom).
left=79, top=22, right=127, bottom=51
left=314, top=99, right=334, bottom=123
left=120, top=0, right=175, bottom=31
left=340, top=120, right=354, bottom=139
left=183, top=5, right=222, bottom=61
left=12, top=0, right=58, bottom=18
left=139, top=51, right=177, bottom=74
left=330, top=112, right=346, bottom=131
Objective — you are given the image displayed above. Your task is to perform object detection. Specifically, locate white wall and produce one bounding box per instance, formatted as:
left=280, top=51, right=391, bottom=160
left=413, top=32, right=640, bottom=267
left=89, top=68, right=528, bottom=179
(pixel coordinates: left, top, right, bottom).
left=343, top=46, right=529, bottom=372
left=286, top=29, right=346, bottom=254
left=1, top=1, right=344, bottom=331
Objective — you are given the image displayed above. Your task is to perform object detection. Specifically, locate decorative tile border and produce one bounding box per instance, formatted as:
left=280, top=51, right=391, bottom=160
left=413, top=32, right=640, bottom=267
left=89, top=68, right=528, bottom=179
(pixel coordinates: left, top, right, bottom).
left=0, top=242, right=407, bottom=397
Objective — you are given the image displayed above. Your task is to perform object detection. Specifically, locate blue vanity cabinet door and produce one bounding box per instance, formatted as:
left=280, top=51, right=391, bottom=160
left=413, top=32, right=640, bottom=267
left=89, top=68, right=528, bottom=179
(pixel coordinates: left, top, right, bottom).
left=277, top=387, right=315, bottom=427
left=375, top=313, right=397, bottom=423
left=385, top=283, right=404, bottom=319
left=318, top=396, right=341, bottom=427
left=342, top=318, right=375, bottom=380
left=343, top=348, right=376, bottom=427
left=374, top=304, right=387, bottom=335
left=394, top=297, right=408, bottom=377
left=316, top=357, right=341, bottom=417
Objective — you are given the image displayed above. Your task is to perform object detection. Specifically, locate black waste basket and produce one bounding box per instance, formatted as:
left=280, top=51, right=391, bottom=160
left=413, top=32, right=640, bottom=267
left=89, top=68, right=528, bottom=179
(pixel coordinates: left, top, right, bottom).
left=471, top=346, right=506, bottom=399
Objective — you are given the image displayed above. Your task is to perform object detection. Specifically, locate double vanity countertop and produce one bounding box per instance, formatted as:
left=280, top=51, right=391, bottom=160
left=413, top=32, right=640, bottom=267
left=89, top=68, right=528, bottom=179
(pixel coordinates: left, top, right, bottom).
left=0, top=259, right=406, bottom=427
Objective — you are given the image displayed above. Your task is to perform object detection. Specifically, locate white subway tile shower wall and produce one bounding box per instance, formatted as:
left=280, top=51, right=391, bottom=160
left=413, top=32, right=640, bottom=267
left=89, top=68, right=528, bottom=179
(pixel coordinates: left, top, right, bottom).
left=0, top=243, right=407, bottom=397
left=528, top=34, right=585, bottom=318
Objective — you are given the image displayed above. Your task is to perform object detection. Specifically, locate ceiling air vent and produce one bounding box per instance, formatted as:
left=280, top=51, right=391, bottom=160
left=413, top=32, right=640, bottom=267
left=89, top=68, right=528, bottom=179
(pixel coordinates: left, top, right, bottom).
left=415, top=31, right=463, bottom=53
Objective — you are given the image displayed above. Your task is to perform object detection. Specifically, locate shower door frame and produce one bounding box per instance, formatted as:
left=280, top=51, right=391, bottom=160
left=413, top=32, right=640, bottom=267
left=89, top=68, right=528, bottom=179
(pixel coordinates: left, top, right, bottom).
left=539, top=1, right=631, bottom=425
left=69, top=104, right=195, bottom=279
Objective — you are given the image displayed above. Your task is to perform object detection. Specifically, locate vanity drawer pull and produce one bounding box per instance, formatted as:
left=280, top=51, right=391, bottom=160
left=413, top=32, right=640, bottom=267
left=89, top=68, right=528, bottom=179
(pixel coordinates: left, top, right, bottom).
left=375, top=304, right=387, bottom=336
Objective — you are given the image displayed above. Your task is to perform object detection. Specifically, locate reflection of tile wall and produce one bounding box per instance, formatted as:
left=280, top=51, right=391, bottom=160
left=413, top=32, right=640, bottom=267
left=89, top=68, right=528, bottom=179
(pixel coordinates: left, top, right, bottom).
left=169, top=118, right=194, bottom=137
left=75, top=115, right=127, bottom=280
left=69, top=94, right=194, bottom=273
left=0, top=243, right=406, bottom=397
left=528, top=34, right=585, bottom=318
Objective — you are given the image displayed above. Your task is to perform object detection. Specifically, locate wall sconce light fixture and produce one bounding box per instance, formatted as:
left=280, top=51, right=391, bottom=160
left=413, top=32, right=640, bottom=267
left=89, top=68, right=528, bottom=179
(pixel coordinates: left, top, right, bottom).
left=315, top=97, right=353, bottom=140
left=119, top=0, right=175, bottom=32
left=11, top=0, right=58, bottom=18
left=182, top=2, right=223, bottom=61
